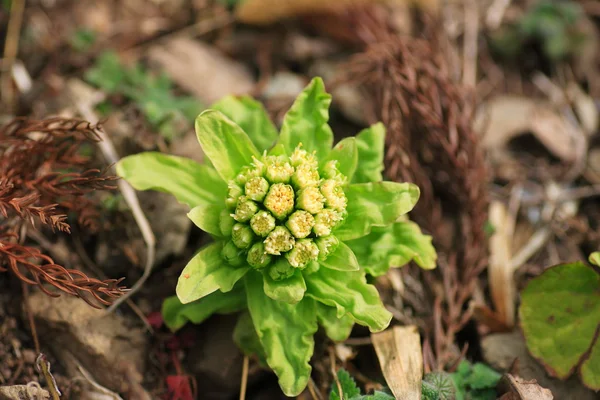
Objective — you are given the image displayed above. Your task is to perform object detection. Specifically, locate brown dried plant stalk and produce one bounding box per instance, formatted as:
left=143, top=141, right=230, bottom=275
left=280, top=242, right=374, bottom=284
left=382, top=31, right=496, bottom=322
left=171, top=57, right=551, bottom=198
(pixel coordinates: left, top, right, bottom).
left=0, top=117, right=126, bottom=308
left=342, top=10, right=489, bottom=368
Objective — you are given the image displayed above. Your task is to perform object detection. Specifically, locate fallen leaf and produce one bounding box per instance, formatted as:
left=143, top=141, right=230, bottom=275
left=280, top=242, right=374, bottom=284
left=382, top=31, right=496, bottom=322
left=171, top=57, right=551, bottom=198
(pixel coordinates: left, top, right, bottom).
left=497, top=374, right=553, bottom=400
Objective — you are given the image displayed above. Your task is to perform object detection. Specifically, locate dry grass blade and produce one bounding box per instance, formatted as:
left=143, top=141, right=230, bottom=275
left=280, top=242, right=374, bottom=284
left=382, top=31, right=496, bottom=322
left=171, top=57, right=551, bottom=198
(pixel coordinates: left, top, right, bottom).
left=372, top=325, right=423, bottom=400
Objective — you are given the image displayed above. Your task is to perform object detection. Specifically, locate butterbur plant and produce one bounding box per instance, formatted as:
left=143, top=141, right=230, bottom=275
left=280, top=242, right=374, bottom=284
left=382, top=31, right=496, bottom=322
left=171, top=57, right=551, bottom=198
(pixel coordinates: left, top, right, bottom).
left=117, top=78, right=436, bottom=396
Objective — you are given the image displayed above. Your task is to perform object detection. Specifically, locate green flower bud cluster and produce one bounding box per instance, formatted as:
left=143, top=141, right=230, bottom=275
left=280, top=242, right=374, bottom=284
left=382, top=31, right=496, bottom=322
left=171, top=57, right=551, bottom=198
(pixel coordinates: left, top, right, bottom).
left=219, top=145, right=347, bottom=279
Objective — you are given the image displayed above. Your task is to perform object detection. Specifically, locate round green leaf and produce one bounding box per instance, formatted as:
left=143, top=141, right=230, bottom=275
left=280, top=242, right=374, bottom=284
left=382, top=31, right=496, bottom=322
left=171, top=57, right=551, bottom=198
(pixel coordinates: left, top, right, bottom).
left=520, top=262, right=600, bottom=385
left=353, top=122, right=386, bottom=184
left=187, top=204, right=225, bottom=237
left=321, top=137, right=358, bottom=181
left=176, top=242, right=249, bottom=304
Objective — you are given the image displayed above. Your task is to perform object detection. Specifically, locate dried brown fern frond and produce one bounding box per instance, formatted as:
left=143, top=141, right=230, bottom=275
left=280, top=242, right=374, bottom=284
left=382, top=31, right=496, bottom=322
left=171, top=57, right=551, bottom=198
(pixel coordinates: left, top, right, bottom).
left=342, top=10, right=489, bottom=368
left=0, top=117, right=125, bottom=308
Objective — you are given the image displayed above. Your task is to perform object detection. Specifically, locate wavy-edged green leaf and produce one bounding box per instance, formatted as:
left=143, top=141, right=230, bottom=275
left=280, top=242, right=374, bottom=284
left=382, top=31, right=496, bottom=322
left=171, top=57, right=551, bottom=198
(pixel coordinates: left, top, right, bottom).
left=322, top=137, right=358, bottom=181
left=278, top=77, right=333, bottom=159
left=233, top=312, right=267, bottom=366
left=353, top=122, right=386, bottom=184
left=317, top=303, right=354, bottom=342
left=520, top=262, right=600, bottom=384
left=246, top=271, right=318, bottom=397
left=263, top=268, right=306, bottom=304
left=162, top=286, right=246, bottom=331
left=320, top=241, right=359, bottom=272
left=195, top=110, right=260, bottom=181
left=211, top=95, right=278, bottom=153
left=335, top=182, right=420, bottom=241
left=346, top=221, right=437, bottom=276
left=116, top=152, right=226, bottom=208
left=176, top=242, right=250, bottom=304
left=305, top=267, right=391, bottom=332
left=187, top=203, right=224, bottom=237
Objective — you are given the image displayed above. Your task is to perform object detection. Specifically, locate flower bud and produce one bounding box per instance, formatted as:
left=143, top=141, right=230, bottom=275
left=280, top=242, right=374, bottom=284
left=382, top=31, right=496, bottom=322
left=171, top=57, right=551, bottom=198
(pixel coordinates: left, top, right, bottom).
left=245, top=177, right=269, bottom=202
left=235, top=164, right=263, bottom=186
left=219, top=209, right=235, bottom=236
left=232, top=223, right=255, bottom=249
left=221, top=240, right=245, bottom=267
left=286, top=239, right=319, bottom=268
left=247, top=242, right=272, bottom=269
left=290, top=145, right=318, bottom=168
left=296, top=187, right=325, bottom=214
left=264, top=226, right=295, bottom=255
left=268, top=258, right=295, bottom=281
left=226, top=183, right=243, bottom=210
left=286, top=210, right=315, bottom=239
left=292, top=164, right=320, bottom=189
left=320, top=179, right=347, bottom=211
left=250, top=210, right=276, bottom=237
left=234, top=197, right=259, bottom=222
left=264, top=183, right=295, bottom=219
left=321, top=160, right=345, bottom=183
left=265, top=156, right=294, bottom=184
left=316, top=235, right=339, bottom=261
left=303, top=260, right=320, bottom=275
left=313, top=209, right=343, bottom=237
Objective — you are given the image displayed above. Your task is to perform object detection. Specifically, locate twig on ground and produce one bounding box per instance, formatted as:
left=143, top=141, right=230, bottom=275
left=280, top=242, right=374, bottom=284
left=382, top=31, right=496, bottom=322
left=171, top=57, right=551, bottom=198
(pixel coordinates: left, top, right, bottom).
left=486, top=0, right=513, bottom=29
left=74, top=99, right=156, bottom=313
left=1, top=0, right=26, bottom=111
left=36, top=354, right=62, bottom=400
left=329, top=348, right=343, bottom=400
left=463, top=0, right=479, bottom=88
left=239, top=355, right=249, bottom=400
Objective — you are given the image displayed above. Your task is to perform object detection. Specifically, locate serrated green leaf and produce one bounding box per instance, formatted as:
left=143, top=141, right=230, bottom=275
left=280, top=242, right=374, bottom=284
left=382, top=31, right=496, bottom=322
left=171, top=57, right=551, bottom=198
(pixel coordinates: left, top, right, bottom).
left=305, top=267, right=391, bottom=332
left=320, top=241, right=359, bottom=272
left=278, top=77, right=334, bottom=160
left=353, top=123, right=385, bottom=184
left=162, top=286, right=246, bottom=331
left=322, top=137, right=358, bottom=181
left=195, top=110, right=261, bottom=181
left=116, top=152, right=227, bottom=208
left=233, top=312, right=267, bottom=366
left=187, top=203, right=225, bottom=237
left=335, top=182, right=420, bottom=241
left=211, top=95, right=278, bottom=153
left=262, top=268, right=306, bottom=304
left=246, top=271, right=318, bottom=397
left=463, top=363, right=501, bottom=390
left=520, top=262, right=600, bottom=382
left=317, top=303, right=354, bottom=342
left=85, top=51, right=127, bottom=93
left=176, top=242, right=250, bottom=303
left=330, top=369, right=361, bottom=400
left=346, top=221, right=436, bottom=276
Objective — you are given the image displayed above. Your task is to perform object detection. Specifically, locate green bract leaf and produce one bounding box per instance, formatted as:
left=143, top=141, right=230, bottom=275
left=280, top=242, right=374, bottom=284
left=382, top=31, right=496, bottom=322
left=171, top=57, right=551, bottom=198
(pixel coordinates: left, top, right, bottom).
left=322, top=137, right=358, bottom=181
left=187, top=204, right=224, bottom=237
left=520, top=262, right=600, bottom=389
left=195, top=110, right=260, bottom=181
left=176, top=242, right=250, bottom=304
left=278, top=77, right=334, bottom=160
left=263, top=268, right=306, bottom=304
left=335, top=182, right=420, bottom=241
left=353, top=123, right=385, bottom=184
left=211, top=95, right=278, bottom=153
left=305, top=267, right=392, bottom=332
left=317, top=303, right=354, bottom=342
left=162, top=286, right=246, bottom=331
left=346, top=221, right=437, bottom=276
left=246, top=271, right=318, bottom=396
left=319, top=241, right=359, bottom=272
left=233, top=312, right=267, bottom=366
left=116, top=152, right=226, bottom=208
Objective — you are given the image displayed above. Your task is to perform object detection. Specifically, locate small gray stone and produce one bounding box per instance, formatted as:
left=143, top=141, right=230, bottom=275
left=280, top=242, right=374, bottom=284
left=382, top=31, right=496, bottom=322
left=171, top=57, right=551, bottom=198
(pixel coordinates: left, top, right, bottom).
left=0, top=385, right=49, bottom=400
